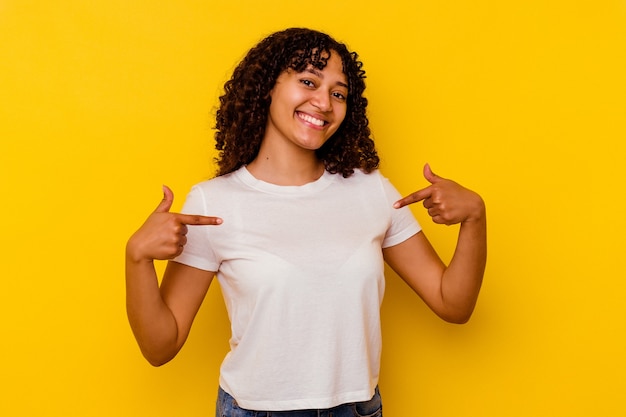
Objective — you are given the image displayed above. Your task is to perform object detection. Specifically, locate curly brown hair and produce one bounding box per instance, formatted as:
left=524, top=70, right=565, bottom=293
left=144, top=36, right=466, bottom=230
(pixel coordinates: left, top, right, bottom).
left=214, top=28, right=379, bottom=178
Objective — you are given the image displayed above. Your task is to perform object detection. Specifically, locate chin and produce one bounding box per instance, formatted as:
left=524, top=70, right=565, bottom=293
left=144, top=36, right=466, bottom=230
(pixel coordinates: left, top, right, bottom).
left=300, top=136, right=333, bottom=151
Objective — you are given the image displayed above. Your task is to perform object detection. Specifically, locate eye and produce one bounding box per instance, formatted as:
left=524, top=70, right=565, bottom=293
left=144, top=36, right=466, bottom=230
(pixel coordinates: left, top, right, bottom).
left=300, top=79, right=315, bottom=88
left=332, top=91, right=347, bottom=102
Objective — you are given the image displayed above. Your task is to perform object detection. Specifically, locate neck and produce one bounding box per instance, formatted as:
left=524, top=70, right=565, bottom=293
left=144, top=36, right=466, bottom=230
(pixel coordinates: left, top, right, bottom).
left=247, top=144, right=325, bottom=186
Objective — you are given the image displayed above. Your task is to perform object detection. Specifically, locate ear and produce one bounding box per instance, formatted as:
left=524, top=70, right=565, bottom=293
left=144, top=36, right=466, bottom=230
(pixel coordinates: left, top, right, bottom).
left=267, top=77, right=281, bottom=100
left=267, top=67, right=292, bottom=99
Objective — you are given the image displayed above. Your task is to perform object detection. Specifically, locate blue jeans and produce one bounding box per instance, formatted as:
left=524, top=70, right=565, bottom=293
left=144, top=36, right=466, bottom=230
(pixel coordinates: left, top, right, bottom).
left=216, top=386, right=383, bottom=417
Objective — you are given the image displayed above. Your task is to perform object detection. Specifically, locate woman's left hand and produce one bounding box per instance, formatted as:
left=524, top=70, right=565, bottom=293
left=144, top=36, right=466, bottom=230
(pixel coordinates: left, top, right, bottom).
left=394, top=164, right=485, bottom=225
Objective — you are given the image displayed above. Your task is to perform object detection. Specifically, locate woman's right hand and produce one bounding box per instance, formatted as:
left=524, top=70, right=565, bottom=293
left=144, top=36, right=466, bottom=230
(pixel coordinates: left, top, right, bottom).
left=126, top=185, right=222, bottom=263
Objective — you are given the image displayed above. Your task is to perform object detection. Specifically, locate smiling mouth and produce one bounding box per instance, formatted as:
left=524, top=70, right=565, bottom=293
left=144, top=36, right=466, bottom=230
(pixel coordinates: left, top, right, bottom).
left=297, top=112, right=326, bottom=127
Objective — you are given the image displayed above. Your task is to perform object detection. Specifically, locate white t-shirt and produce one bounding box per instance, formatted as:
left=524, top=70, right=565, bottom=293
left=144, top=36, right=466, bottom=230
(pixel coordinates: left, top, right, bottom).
left=174, top=166, right=420, bottom=411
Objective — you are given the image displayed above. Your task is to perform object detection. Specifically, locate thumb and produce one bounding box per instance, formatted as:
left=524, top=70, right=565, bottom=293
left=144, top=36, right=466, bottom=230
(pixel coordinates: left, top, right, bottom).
left=155, top=185, right=174, bottom=213
left=423, top=163, right=442, bottom=184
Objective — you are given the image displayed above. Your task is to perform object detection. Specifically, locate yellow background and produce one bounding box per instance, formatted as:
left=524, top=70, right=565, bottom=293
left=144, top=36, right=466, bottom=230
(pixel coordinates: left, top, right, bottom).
left=1, top=1, right=625, bottom=416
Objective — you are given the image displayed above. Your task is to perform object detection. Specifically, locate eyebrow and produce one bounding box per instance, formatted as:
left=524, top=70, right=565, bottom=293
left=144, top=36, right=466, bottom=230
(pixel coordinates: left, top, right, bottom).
left=305, top=68, right=349, bottom=89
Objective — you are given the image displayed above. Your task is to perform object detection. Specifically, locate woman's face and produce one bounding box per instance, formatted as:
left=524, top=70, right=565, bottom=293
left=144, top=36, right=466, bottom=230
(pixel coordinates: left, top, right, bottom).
left=264, top=51, right=348, bottom=152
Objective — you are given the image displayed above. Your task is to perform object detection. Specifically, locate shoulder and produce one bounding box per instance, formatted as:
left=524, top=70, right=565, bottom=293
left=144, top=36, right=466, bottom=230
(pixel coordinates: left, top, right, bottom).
left=190, top=168, right=243, bottom=193
left=329, top=169, right=393, bottom=200
left=345, top=169, right=405, bottom=203
left=181, top=168, right=246, bottom=213
left=338, top=169, right=391, bottom=190
left=337, top=168, right=385, bottom=183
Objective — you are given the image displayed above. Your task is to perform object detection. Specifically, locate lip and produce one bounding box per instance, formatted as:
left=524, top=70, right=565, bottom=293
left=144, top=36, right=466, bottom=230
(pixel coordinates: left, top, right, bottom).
left=296, top=111, right=327, bottom=129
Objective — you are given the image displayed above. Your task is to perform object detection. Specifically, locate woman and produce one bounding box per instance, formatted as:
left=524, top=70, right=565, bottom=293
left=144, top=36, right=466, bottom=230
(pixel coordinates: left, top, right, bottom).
left=126, top=28, right=486, bottom=417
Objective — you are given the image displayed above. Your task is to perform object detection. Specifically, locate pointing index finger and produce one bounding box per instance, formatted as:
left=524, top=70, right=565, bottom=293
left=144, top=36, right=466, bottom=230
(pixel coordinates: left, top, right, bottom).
left=175, top=213, right=223, bottom=226
left=393, top=186, right=432, bottom=209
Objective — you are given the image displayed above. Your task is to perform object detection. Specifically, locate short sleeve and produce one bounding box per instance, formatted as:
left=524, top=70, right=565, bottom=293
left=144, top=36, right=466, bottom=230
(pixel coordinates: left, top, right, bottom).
left=380, top=176, right=422, bottom=248
left=172, top=185, right=220, bottom=272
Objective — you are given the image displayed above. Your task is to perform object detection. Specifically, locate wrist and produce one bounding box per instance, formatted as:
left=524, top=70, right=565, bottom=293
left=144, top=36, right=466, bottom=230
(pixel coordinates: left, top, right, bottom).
left=125, top=236, right=154, bottom=264
left=463, top=196, right=486, bottom=224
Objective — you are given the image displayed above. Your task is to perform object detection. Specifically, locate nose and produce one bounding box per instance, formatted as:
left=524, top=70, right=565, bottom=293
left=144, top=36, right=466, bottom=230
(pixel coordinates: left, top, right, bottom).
left=310, top=89, right=332, bottom=112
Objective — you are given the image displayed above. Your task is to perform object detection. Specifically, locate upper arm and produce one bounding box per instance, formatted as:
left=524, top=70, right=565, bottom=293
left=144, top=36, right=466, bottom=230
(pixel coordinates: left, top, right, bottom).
left=160, top=260, right=216, bottom=348
left=383, top=231, right=447, bottom=314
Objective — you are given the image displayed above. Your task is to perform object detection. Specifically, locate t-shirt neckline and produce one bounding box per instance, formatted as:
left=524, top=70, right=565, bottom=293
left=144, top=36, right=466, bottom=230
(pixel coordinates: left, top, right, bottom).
left=236, top=166, right=335, bottom=195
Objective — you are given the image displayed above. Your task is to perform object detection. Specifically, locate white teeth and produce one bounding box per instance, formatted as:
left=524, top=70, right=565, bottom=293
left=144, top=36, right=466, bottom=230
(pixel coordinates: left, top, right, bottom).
left=298, top=113, right=325, bottom=127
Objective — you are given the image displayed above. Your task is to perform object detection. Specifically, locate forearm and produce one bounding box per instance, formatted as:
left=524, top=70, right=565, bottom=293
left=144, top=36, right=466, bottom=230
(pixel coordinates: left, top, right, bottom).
left=124, top=187, right=220, bottom=365
left=440, top=215, right=487, bottom=323
left=125, top=252, right=179, bottom=366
